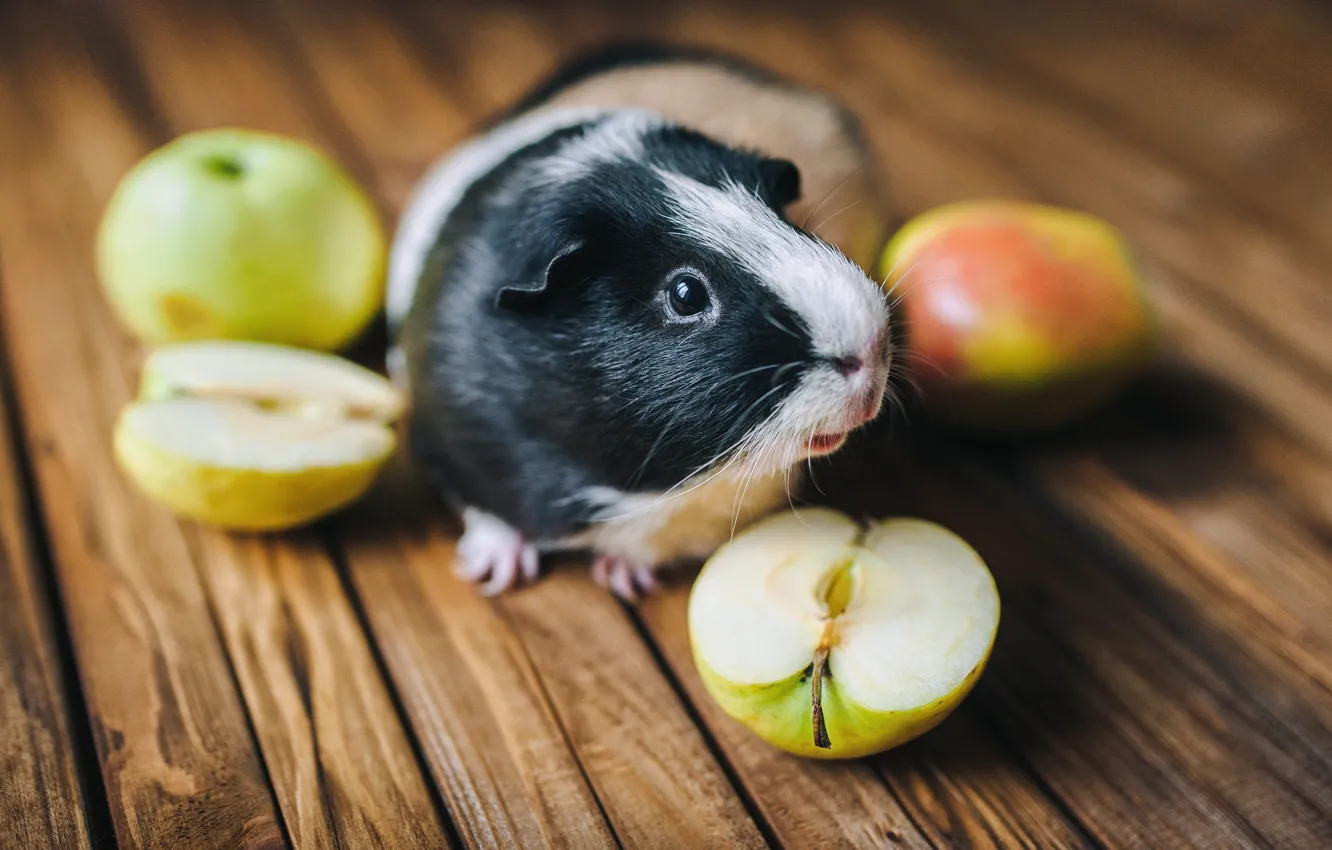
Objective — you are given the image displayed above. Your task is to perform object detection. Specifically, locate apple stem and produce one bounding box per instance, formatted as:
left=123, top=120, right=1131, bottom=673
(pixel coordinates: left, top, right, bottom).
left=811, top=644, right=832, bottom=749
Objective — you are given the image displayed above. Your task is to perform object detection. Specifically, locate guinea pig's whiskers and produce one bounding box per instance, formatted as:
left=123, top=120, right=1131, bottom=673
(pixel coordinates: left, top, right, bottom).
left=762, top=311, right=801, bottom=341
left=879, top=245, right=928, bottom=291
left=610, top=383, right=792, bottom=522
left=805, top=421, right=827, bottom=497
left=771, top=361, right=803, bottom=387
left=881, top=256, right=948, bottom=305
left=810, top=199, right=864, bottom=237
left=801, top=166, right=862, bottom=232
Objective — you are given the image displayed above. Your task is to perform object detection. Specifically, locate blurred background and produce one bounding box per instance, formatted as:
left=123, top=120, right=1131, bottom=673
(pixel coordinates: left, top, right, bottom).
left=4, top=1, right=1332, bottom=848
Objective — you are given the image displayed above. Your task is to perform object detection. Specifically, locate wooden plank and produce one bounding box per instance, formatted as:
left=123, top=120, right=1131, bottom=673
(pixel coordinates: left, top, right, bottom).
left=66, top=2, right=464, bottom=846
left=190, top=529, right=451, bottom=848
left=873, top=710, right=1092, bottom=850
left=1121, top=0, right=1332, bottom=109
left=826, top=5, right=1332, bottom=389
left=102, top=0, right=613, bottom=843
left=337, top=474, right=617, bottom=848
left=249, top=2, right=778, bottom=844
left=0, top=10, right=285, bottom=849
left=0, top=280, right=94, bottom=846
left=776, top=3, right=1332, bottom=690
left=497, top=571, right=767, bottom=850
left=907, top=0, right=1332, bottom=258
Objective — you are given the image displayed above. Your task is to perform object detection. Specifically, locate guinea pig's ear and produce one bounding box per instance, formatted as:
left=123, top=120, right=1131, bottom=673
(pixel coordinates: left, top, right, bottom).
left=495, top=241, right=586, bottom=312
left=756, top=157, right=802, bottom=210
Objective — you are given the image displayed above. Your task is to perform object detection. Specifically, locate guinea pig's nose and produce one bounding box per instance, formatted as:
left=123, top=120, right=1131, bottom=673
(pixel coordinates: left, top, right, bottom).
left=833, top=354, right=865, bottom=376
left=832, top=331, right=886, bottom=377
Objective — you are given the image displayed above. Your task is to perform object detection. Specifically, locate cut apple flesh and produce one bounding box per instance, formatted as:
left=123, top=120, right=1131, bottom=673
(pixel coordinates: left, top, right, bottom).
left=115, top=340, right=403, bottom=531
left=689, top=507, right=1000, bottom=758
left=139, top=340, right=404, bottom=420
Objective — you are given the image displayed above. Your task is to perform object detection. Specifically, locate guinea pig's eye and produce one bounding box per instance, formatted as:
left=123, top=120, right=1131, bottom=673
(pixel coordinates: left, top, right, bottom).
left=667, top=272, right=711, bottom=318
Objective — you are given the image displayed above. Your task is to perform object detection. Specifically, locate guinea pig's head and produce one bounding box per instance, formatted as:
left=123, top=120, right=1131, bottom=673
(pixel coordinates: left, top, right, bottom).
left=498, top=113, right=891, bottom=492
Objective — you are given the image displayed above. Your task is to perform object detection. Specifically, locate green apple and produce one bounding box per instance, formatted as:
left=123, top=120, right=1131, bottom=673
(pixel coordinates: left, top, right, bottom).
left=97, top=128, right=385, bottom=351
left=880, top=200, right=1156, bottom=431
left=114, top=340, right=403, bottom=531
left=689, top=508, right=999, bottom=759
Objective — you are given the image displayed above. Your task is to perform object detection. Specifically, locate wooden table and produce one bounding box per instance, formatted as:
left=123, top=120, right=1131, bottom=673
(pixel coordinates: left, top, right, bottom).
left=3, top=0, right=1331, bottom=847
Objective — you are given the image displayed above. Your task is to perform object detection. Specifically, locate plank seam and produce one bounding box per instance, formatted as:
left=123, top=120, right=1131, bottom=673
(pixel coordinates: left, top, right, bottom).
left=0, top=252, right=118, bottom=850
left=67, top=5, right=301, bottom=845
left=622, top=606, right=791, bottom=850
left=320, top=533, right=467, bottom=850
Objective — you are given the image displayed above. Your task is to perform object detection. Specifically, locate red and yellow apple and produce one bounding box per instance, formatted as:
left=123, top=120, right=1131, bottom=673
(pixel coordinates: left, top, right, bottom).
left=880, top=200, right=1156, bottom=431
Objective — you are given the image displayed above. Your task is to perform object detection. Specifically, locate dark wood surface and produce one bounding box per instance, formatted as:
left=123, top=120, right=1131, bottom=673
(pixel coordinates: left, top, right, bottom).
left=1, top=0, right=1330, bottom=847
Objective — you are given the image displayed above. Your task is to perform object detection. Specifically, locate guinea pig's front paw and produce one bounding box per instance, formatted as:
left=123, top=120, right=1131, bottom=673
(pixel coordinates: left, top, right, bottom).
left=590, top=554, right=659, bottom=603
left=454, top=508, right=540, bottom=596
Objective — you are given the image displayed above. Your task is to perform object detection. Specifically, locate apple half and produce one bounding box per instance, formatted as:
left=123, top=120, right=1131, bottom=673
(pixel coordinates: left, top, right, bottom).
left=689, top=508, right=1000, bottom=759
left=114, top=341, right=403, bottom=531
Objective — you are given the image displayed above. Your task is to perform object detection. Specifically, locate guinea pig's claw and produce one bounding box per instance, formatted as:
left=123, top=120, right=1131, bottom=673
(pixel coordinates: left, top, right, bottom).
left=591, top=555, right=658, bottom=603
left=454, top=509, right=540, bottom=596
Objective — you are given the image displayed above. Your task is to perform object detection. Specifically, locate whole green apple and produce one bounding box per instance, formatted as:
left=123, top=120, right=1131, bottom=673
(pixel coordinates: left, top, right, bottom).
left=97, top=128, right=385, bottom=351
left=689, top=508, right=999, bottom=759
left=880, top=200, right=1156, bottom=432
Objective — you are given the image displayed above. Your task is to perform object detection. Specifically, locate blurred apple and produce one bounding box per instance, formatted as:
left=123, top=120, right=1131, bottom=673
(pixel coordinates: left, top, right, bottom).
left=97, top=128, right=385, bottom=352
left=880, top=200, right=1155, bottom=431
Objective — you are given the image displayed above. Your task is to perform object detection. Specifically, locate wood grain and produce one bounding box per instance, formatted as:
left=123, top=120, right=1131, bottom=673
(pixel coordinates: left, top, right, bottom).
left=499, top=571, right=768, bottom=850
left=0, top=315, right=93, bottom=849
left=639, top=589, right=967, bottom=850
left=907, top=0, right=1332, bottom=253
left=338, top=473, right=618, bottom=849
left=191, top=530, right=451, bottom=849
left=257, top=3, right=781, bottom=844
left=82, top=1, right=458, bottom=845
left=0, top=8, right=284, bottom=848
left=5, top=0, right=1332, bottom=847
left=833, top=4, right=1332, bottom=389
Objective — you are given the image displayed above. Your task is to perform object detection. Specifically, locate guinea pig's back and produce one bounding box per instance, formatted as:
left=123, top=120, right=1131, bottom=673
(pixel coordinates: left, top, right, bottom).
left=517, top=44, right=889, bottom=272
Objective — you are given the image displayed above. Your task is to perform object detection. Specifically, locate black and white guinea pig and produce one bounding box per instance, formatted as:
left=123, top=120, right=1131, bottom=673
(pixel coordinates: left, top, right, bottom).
left=387, top=43, right=894, bottom=600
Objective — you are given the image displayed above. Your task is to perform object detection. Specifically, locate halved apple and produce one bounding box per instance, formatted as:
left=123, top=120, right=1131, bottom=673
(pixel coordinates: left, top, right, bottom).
left=688, top=508, right=1000, bottom=759
left=114, top=340, right=403, bottom=531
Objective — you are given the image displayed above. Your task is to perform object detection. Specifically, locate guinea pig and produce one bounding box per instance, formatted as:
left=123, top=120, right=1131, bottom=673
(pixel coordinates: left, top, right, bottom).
left=387, top=43, right=893, bottom=600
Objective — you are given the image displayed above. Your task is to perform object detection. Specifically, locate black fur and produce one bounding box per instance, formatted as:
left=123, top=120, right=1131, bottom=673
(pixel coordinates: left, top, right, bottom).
left=400, top=117, right=817, bottom=541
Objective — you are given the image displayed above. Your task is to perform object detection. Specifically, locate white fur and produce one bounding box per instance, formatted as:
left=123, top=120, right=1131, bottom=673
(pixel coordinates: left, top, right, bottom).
left=387, top=106, right=621, bottom=330
left=386, top=108, right=670, bottom=385
left=559, top=466, right=795, bottom=567
left=529, top=109, right=661, bottom=189
left=657, top=171, right=887, bottom=360
left=397, top=104, right=891, bottom=586
left=659, top=170, right=891, bottom=461
left=387, top=107, right=667, bottom=331
left=455, top=506, right=539, bottom=595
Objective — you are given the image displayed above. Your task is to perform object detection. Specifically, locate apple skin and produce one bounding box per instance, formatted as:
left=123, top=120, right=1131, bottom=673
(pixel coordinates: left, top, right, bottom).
left=113, top=410, right=392, bottom=532
left=689, top=509, right=1000, bottom=760
left=880, top=200, right=1156, bottom=431
left=695, top=643, right=991, bottom=760
left=96, top=128, right=385, bottom=352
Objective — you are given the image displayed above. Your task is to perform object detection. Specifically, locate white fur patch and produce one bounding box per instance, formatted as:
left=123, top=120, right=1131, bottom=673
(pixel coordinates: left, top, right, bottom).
left=657, top=171, right=888, bottom=361
left=559, top=467, right=795, bottom=566
left=387, top=107, right=666, bottom=330
left=659, top=170, right=891, bottom=470
left=530, top=109, right=661, bottom=188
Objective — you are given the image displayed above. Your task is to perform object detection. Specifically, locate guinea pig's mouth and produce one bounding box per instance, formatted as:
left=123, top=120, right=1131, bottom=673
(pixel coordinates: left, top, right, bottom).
left=807, top=432, right=849, bottom=455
